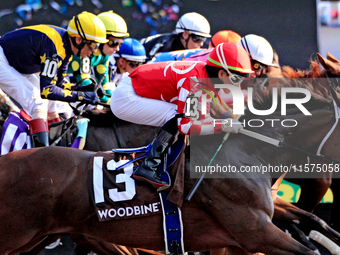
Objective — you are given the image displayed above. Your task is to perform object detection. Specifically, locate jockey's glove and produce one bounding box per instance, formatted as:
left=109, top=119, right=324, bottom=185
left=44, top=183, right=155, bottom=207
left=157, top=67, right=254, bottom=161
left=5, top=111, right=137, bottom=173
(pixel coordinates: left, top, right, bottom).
left=96, top=85, right=111, bottom=98
left=77, top=91, right=100, bottom=105
left=76, top=83, right=111, bottom=98
left=221, top=118, right=243, bottom=133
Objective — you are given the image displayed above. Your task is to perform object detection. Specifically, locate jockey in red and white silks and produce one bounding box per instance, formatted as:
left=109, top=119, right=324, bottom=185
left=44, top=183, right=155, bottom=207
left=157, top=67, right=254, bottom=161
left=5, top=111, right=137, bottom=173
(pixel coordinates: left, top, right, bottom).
left=111, top=43, right=254, bottom=191
left=111, top=61, right=221, bottom=135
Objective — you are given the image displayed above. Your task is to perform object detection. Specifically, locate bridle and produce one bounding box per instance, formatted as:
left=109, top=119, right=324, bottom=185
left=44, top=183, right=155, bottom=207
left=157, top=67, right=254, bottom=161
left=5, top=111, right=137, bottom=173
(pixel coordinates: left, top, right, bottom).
left=316, top=72, right=340, bottom=156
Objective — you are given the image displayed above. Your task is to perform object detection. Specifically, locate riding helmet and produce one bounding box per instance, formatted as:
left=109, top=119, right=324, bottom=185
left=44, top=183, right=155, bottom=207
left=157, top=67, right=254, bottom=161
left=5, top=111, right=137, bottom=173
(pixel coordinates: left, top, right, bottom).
left=114, top=38, right=146, bottom=62
left=237, top=34, right=277, bottom=67
left=67, top=11, right=108, bottom=44
left=209, top=30, right=242, bottom=48
left=175, top=12, right=211, bottom=38
left=206, top=42, right=254, bottom=75
left=97, top=11, right=129, bottom=38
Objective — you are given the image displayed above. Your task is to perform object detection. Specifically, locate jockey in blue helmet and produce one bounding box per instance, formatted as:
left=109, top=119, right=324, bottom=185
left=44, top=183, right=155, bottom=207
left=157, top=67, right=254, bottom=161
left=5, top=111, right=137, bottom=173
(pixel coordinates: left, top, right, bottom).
left=109, top=38, right=146, bottom=87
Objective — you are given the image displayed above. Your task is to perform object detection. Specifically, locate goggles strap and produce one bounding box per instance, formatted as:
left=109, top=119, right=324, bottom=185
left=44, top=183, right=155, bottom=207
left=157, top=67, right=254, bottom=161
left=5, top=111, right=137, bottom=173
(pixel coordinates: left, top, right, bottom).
left=73, top=15, right=88, bottom=55
left=241, top=37, right=253, bottom=60
left=70, top=37, right=84, bottom=56
left=75, top=15, right=87, bottom=41
left=179, top=32, right=190, bottom=49
left=177, top=19, right=190, bottom=49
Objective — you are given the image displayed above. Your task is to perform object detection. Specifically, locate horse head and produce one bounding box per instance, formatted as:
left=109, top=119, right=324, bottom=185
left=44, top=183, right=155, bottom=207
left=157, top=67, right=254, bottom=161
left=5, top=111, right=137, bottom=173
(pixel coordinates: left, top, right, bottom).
left=191, top=74, right=340, bottom=185
left=316, top=52, right=340, bottom=108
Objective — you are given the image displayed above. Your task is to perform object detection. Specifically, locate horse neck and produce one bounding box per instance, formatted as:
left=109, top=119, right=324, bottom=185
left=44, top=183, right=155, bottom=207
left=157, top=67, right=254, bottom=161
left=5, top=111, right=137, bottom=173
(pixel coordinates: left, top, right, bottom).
left=233, top=105, right=336, bottom=172
left=186, top=101, right=336, bottom=184
left=282, top=61, right=326, bottom=79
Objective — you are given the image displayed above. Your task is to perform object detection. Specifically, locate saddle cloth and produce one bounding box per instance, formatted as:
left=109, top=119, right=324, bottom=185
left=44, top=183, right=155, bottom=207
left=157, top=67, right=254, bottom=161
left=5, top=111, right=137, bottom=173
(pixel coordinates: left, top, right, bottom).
left=0, top=112, right=31, bottom=155
left=88, top=147, right=186, bottom=222
left=0, top=112, right=86, bottom=155
left=88, top=152, right=161, bottom=222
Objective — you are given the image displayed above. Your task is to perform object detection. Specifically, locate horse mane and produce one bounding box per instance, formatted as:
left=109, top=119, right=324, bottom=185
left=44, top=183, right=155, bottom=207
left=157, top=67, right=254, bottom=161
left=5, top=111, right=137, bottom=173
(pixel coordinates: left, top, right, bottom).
left=82, top=107, right=118, bottom=127
left=249, top=74, right=332, bottom=113
left=281, top=59, right=326, bottom=79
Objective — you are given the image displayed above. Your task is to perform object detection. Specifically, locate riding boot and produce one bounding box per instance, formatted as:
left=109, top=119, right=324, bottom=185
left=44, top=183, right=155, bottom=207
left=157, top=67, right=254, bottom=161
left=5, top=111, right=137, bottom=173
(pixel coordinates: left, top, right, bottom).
left=29, top=118, right=49, bottom=148
left=133, top=130, right=175, bottom=191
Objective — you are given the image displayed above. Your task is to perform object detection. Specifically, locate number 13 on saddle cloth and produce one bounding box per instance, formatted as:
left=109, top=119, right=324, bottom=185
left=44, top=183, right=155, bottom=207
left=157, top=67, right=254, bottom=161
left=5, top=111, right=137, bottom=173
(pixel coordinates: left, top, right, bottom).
left=88, top=149, right=185, bottom=222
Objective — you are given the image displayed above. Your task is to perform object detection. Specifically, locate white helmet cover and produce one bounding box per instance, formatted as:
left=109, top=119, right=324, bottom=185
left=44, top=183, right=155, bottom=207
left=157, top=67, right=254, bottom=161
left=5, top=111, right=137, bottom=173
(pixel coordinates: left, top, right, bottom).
left=237, top=34, right=276, bottom=66
left=175, top=12, right=211, bottom=38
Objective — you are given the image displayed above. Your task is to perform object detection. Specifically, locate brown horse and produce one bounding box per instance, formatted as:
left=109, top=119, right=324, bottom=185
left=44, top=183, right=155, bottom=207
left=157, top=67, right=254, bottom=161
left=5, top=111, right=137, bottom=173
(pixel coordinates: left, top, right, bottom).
left=278, top=52, right=340, bottom=214
left=1, top=75, right=340, bottom=255
left=236, top=52, right=340, bottom=215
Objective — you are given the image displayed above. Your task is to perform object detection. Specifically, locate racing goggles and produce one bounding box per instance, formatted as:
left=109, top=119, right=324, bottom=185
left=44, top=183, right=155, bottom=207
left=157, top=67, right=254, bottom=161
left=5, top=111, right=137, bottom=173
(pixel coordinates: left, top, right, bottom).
left=127, top=61, right=142, bottom=68
left=108, top=39, right=123, bottom=48
left=251, top=59, right=266, bottom=71
left=190, top=34, right=207, bottom=43
left=86, top=41, right=100, bottom=50
left=224, top=66, right=244, bottom=86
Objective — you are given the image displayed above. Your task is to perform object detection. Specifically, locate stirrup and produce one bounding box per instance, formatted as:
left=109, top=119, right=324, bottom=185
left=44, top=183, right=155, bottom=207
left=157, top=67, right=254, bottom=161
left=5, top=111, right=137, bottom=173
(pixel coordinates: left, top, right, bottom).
left=112, top=145, right=149, bottom=154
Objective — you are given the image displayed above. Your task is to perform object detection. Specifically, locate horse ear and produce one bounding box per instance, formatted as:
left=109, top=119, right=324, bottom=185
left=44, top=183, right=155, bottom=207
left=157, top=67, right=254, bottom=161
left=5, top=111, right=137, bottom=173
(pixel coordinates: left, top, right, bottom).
left=326, top=52, right=340, bottom=64
left=317, top=53, right=340, bottom=74
left=317, top=53, right=327, bottom=69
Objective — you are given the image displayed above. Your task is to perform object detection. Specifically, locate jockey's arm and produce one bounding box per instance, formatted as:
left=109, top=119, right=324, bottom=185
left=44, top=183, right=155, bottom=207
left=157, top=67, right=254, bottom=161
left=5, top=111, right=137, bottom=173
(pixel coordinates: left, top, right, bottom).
left=176, top=85, right=224, bottom=135
left=39, top=57, right=79, bottom=101
left=176, top=84, right=243, bottom=135
left=40, top=76, right=78, bottom=102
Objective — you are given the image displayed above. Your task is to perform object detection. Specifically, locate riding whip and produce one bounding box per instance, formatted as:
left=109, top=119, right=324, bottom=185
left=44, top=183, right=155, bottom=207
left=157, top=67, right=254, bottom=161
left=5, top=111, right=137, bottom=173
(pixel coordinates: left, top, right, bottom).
left=186, top=132, right=230, bottom=201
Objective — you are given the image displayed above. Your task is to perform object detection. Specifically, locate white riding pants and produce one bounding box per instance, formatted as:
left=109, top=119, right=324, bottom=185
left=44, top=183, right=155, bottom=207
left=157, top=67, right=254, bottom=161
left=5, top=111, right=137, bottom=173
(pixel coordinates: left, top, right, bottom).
left=111, top=76, right=177, bottom=127
left=0, top=46, right=47, bottom=120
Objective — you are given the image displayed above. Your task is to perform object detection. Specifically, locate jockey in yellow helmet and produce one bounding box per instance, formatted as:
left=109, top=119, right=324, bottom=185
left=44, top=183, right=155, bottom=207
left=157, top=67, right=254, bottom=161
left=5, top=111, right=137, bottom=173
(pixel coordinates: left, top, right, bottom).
left=67, top=11, right=129, bottom=105
left=0, top=11, right=107, bottom=147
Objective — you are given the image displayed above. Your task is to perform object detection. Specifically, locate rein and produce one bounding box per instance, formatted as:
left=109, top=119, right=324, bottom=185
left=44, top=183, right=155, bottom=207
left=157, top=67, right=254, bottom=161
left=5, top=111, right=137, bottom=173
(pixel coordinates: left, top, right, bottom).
left=239, top=129, right=340, bottom=165
left=316, top=99, right=340, bottom=156
left=51, top=75, right=106, bottom=146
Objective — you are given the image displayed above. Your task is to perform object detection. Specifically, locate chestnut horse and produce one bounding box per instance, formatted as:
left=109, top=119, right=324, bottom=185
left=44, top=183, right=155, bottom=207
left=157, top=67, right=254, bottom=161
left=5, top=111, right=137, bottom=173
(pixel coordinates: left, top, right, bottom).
left=237, top=52, right=340, bottom=215
left=2, top=74, right=340, bottom=255
left=274, top=53, right=340, bottom=219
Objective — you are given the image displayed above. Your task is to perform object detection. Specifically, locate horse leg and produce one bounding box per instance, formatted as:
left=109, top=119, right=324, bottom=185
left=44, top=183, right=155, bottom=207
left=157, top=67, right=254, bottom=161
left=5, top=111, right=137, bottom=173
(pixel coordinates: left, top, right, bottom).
left=330, top=178, right=340, bottom=233
left=271, top=177, right=320, bottom=252
left=296, top=178, right=331, bottom=213
left=235, top=220, right=316, bottom=255
left=280, top=222, right=319, bottom=253
left=284, top=177, right=331, bottom=213
left=206, top=178, right=317, bottom=254
left=273, top=195, right=340, bottom=245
